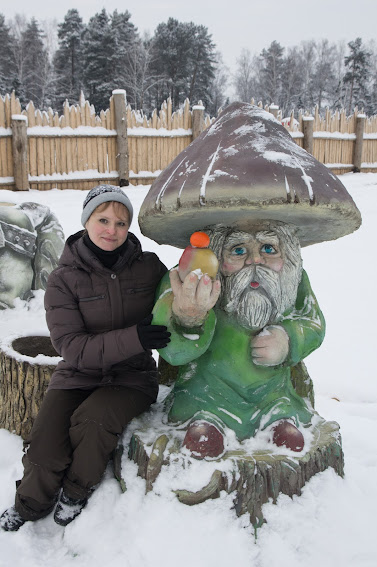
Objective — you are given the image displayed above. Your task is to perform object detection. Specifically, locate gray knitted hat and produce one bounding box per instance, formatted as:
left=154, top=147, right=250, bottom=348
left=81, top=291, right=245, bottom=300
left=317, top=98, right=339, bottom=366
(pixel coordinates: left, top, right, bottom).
left=81, top=185, right=134, bottom=226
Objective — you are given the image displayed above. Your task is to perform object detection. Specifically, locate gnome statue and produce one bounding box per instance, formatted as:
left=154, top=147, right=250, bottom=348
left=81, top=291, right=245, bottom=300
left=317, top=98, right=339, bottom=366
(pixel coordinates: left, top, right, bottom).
left=138, top=103, right=361, bottom=460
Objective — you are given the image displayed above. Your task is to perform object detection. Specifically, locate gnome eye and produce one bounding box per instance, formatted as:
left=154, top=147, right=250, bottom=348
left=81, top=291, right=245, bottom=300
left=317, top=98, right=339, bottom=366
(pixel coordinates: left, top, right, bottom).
left=261, top=244, right=276, bottom=254
left=232, top=246, right=247, bottom=256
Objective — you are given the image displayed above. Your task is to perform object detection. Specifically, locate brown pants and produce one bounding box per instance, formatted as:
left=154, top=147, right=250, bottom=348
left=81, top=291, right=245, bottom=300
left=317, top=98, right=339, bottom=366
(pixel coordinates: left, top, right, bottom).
left=15, top=386, right=152, bottom=521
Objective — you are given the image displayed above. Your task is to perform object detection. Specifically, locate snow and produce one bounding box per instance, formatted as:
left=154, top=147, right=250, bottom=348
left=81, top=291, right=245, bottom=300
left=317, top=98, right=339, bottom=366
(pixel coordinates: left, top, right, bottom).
left=27, top=126, right=117, bottom=137
left=11, top=115, right=27, bottom=122
left=313, top=132, right=356, bottom=140
left=200, top=143, right=222, bottom=202
left=1, top=174, right=377, bottom=565
left=28, top=170, right=119, bottom=182
left=128, top=127, right=191, bottom=137
left=24, top=126, right=191, bottom=138
left=324, top=163, right=354, bottom=169
left=129, top=170, right=162, bottom=179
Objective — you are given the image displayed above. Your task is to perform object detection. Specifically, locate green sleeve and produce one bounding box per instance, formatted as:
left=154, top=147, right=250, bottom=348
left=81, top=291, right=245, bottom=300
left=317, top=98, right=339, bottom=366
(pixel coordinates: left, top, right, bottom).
left=280, top=269, right=326, bottom=365
left=152, top=271, right=216, bottom=366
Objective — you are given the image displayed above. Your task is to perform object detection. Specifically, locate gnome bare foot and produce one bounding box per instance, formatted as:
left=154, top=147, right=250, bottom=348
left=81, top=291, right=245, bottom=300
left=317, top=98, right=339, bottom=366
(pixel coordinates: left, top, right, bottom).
left=183, top=420, right=225, bottom=459
left=272, top=420, right=305, bottom=452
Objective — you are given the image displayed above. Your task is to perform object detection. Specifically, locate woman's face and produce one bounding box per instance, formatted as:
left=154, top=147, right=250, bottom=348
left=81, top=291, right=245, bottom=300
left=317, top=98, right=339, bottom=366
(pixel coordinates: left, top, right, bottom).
left=85, top=202, right=130, bottom=251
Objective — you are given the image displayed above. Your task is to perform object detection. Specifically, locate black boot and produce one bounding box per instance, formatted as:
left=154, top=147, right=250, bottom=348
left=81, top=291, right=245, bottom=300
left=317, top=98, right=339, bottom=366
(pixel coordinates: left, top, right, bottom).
left=53, top=491, right=88, bottom=526
left=0, top=506, right=26, bottom=531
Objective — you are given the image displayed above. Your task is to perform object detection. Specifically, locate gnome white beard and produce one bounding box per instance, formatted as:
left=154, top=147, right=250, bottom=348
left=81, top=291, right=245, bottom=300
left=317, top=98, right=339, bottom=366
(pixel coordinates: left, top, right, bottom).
left=221, top=262, right=300, bottom=331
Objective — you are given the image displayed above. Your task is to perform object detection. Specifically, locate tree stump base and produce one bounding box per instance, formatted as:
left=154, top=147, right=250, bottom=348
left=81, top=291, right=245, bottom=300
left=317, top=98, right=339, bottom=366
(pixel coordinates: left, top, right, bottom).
left=118, top=414, right=344, bottom=529
left=0, top=336, right=59, bottom=439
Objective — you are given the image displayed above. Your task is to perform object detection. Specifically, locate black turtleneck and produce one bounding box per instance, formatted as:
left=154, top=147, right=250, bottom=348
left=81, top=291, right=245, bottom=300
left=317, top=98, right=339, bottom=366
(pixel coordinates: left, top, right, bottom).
left=83, top=233, right=129, bottom=268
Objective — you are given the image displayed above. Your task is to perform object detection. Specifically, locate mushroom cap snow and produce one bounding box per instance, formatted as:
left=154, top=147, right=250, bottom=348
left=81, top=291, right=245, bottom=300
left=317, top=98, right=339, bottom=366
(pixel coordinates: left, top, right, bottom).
left=139, top=102, right=361, bottom=248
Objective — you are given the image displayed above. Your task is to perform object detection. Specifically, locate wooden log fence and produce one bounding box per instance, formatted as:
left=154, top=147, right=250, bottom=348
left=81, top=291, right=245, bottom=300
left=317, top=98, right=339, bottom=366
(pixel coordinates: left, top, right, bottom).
left=1, top=91, right=377, bottom=192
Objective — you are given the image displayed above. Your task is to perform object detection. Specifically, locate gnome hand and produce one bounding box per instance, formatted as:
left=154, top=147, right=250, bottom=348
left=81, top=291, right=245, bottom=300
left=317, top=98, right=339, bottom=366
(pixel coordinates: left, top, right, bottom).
left=169, top=268, right=221, bottom=328
left=251, top=325, right=289, bottom=366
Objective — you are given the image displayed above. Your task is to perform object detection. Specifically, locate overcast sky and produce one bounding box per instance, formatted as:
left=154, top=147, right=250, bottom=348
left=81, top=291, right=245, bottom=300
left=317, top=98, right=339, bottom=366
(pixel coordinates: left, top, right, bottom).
left=2, top=0, right=377, bottom=73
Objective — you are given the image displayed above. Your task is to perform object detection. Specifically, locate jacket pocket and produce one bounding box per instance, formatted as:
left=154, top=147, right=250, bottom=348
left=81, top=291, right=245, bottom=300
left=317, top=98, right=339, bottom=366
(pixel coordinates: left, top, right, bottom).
left=79, top=294, right=106, bottom=302
left=124, top=286, right=154, bottom=294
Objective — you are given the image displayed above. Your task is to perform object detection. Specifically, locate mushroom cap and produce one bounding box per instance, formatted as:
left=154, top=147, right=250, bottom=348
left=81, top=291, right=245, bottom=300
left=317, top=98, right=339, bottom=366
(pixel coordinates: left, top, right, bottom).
left=139, top=102, right=361, bottom=248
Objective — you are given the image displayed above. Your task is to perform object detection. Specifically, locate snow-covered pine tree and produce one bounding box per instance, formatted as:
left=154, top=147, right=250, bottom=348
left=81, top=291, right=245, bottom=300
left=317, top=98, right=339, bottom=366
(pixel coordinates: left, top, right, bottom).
left=258, top=40, right=285, bottom=107
left=18, top=18, right=51, bottom=108
left=150, top=18, right=217, bottom=109
left=343, top=37, right=371, bottom=114
left=81, top=9, right=140, bottom=111
left=53, top=9, right=85, bottom=108
left=369, top=43, right=377, bottom=114
left=187, top=24, right=216, bottom=108
left=81, top=9, right=118, bottom=111
left=150, top=18, right=194, bottom=108
left=0, top=14, right=17, bottom=96
left=110, top=9, right=138, bottom=90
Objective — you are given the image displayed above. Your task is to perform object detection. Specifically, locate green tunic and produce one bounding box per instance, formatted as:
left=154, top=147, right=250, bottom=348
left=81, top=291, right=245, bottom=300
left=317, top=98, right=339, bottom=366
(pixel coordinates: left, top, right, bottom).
left=153, top=270, right=325, bottom=440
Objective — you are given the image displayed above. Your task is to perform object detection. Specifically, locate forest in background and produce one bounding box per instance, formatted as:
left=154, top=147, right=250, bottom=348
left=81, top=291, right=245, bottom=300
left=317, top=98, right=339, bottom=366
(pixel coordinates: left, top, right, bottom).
left=0, top=8, right=376, bottom=118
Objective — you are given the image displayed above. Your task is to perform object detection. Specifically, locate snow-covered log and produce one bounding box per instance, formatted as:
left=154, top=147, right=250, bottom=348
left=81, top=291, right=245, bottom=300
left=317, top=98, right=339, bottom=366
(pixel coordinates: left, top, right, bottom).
left=123, top=418, right=344, bottom=529
left=0, top=336, right=57, bottom=439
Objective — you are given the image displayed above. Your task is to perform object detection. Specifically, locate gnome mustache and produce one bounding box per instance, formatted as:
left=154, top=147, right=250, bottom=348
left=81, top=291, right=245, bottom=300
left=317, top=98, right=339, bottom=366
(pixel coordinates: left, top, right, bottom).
left=220, top=265, right=283, bottom=330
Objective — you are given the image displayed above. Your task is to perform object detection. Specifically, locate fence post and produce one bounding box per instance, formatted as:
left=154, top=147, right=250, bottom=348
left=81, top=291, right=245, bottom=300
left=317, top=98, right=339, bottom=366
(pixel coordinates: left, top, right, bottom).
left=11, top=115, right=29, bottom=191
left=302, top=116, right=314, bottom=155
left=353, top=114, right=366, bottom=173
left=192, top=103, right=205, bottom=140
left=112, top=89, right=129, bottom=187
left=269, top=104, right=279, bottom=119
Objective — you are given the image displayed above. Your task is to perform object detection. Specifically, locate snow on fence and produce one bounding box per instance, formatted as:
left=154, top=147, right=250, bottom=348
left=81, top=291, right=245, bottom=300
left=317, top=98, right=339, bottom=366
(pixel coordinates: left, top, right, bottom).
left=0, top=90, right=377, bottom=191
left=0, top=90, right=209, bottom=191
left=275, top=102, right=377, bottom=173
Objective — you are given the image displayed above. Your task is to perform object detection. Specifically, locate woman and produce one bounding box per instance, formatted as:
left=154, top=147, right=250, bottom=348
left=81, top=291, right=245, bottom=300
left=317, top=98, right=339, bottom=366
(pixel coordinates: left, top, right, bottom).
left=0, top=185, right=170, bottom=531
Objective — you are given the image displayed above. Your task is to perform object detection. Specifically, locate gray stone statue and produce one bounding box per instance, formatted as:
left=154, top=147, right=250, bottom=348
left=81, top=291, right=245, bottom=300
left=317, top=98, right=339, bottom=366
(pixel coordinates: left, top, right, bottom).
left=0, top=202, right=64, bottom=309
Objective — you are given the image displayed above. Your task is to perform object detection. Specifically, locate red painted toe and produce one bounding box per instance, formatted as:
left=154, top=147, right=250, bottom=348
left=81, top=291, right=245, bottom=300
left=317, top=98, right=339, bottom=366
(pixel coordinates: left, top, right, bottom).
left=183, top=421, right=224, bottom=459
left=272, top=421, right=304, bottom=452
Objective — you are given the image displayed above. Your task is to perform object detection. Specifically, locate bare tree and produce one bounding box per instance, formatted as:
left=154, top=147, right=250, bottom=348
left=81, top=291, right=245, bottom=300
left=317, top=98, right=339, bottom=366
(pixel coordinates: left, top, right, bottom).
left=233, top=48, right=256, bottom=102
left=207, top=51, right=229, bottom=115
left=122, top=35, right=165, bottom=111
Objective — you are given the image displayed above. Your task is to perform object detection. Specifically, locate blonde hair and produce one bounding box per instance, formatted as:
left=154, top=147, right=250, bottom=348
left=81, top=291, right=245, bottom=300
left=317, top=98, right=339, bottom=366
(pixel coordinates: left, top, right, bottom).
left=93, top=201, right=130, bottom=223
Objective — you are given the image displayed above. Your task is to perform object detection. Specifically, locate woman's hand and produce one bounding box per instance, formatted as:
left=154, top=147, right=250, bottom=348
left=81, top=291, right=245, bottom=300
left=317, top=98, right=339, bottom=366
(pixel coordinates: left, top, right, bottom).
left=169, top=269, right=221, bottom=328
left=137, top=314, right=171, bottom=350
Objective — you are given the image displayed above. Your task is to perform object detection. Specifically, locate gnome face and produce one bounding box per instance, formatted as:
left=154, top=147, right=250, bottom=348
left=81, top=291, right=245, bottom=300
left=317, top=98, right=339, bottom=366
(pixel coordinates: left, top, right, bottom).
left=211, top=222, right=303, bottom=331
left=220, top=229, right=284, bottom=276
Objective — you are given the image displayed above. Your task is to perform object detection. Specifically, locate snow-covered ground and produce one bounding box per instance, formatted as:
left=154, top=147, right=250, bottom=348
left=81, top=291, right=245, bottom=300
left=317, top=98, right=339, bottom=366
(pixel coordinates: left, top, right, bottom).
left=0, top=174, right=376, bottom=567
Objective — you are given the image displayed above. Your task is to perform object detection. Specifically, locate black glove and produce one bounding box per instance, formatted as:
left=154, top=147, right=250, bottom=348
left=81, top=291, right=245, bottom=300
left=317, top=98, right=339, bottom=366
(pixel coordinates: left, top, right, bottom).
left=137, top=314, right=171, bottom=350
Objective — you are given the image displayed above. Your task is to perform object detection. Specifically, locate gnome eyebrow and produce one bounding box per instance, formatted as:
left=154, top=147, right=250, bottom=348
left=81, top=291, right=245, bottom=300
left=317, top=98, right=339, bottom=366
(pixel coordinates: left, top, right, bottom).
left=223, top=230, right=280, bottom=250
left=255, top=231, right=280, bottom=246
left=223, top=232, right=250, bottom=249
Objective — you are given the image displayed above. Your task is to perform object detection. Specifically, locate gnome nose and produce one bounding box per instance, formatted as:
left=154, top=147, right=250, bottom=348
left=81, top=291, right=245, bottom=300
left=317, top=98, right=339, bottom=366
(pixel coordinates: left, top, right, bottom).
left=245, top=253, right=263, bottom=265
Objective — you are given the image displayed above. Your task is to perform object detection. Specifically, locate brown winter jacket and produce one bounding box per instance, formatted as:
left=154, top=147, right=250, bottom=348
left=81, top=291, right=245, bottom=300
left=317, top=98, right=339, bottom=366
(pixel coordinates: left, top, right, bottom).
left=45, top=230, right=167, bottom=399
